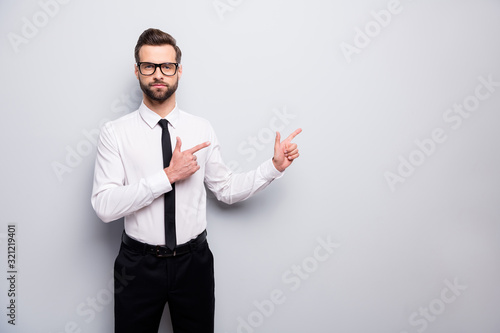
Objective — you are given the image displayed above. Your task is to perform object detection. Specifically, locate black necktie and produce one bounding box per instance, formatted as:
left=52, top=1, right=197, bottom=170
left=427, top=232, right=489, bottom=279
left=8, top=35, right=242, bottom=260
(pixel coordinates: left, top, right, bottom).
left=158, top=119, right=176, bottom=250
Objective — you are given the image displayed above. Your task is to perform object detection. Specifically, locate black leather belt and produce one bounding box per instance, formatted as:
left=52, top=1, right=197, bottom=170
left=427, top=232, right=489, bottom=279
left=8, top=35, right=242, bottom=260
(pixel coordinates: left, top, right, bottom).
left=122, top=230, right=207, bottom=258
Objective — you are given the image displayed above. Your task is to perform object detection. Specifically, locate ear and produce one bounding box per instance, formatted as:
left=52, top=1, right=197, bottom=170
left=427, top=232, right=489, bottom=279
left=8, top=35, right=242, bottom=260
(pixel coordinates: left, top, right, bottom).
left=177, top=64, right=183, bottom=80
left=134, top=63, right=139, bottom=80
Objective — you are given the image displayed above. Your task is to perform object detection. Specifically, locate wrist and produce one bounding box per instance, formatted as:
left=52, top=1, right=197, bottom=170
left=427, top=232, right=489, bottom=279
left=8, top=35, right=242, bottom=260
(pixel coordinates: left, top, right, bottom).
left=272, top=157, right=284, bottom=173
left=164, top=167, right=176, bottom=184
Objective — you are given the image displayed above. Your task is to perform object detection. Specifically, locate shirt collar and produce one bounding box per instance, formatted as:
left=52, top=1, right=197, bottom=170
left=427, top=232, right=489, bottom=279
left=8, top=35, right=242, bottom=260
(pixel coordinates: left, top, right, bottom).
left=139, top=101, right=180, bottom=129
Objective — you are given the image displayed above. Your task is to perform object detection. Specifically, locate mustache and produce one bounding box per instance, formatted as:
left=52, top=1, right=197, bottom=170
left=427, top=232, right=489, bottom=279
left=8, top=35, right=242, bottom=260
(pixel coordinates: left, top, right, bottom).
left=149, top=80, right=167, bottom=87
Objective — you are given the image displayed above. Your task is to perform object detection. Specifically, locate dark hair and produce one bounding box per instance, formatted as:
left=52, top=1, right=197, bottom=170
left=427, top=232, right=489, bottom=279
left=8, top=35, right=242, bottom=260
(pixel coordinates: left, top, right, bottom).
left=134, top=28, right=182, bottom=64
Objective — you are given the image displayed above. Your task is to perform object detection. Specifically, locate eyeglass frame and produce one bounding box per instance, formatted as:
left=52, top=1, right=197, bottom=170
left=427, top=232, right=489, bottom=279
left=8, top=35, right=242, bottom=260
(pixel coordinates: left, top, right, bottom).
left=136, top=62, right=179, bottom=76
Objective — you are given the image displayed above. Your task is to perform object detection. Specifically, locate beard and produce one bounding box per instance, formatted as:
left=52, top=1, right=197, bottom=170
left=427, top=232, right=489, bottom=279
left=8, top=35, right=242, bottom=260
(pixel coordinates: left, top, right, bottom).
left=139, top=77, right=179, bottom=102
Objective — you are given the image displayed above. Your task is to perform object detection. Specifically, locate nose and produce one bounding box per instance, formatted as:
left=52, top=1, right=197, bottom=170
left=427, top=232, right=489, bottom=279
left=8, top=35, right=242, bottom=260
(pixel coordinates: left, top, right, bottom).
left=153, top=66, right=165, bottom=80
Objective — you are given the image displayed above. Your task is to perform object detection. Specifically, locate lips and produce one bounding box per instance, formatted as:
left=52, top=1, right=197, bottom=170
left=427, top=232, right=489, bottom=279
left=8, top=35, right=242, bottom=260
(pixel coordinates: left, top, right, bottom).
left=150, top=81, right=167, bottom=87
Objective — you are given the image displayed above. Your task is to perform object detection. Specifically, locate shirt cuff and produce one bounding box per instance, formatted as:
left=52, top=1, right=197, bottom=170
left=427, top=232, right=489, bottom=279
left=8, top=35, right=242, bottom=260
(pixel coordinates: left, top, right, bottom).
left=146, top=170, right=172, bottom=198
left=260, top=159, right=284, bottom=181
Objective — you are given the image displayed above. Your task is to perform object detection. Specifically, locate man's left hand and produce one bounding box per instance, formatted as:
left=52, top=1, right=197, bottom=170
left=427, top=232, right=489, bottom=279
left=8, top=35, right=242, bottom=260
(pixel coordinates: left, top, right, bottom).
left=272, top=128, right=302, bottom=172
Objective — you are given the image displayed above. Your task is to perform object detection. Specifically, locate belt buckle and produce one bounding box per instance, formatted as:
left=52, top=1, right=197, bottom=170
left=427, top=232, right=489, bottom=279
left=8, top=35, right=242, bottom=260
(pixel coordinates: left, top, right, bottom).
left=155, top=245, right=176, bottom=258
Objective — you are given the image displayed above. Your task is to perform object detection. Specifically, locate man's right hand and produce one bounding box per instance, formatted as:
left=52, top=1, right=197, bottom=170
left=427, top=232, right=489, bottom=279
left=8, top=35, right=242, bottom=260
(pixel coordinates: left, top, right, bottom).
left=164, top=137, right=211, bottom=184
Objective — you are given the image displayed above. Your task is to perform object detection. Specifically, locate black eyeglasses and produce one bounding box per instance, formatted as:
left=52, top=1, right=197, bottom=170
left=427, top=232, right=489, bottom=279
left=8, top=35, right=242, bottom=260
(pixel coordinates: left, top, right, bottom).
left=137, top=62, right=179, bottom=76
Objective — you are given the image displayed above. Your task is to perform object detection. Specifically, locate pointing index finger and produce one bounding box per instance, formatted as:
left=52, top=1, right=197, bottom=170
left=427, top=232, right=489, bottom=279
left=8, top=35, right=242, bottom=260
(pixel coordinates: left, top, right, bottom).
left=285, top=128, right=302, bottom=142
left=186, top=141, right=211, bottom=154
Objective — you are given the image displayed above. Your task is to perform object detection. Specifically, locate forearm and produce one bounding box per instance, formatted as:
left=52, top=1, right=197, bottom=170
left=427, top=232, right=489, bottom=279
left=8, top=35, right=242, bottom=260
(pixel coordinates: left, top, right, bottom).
left=92, top=171, right=170, bottom=222
left=207, top=159, right=282, bottom=205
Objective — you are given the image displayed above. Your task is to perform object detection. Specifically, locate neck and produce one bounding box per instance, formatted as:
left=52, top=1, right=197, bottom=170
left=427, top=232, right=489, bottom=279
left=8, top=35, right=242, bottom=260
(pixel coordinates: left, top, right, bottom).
left=143, top=94, right=176, bottom=118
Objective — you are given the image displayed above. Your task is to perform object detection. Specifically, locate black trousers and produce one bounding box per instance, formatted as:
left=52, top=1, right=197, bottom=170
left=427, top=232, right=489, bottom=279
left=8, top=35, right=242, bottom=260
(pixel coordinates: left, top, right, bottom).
left=113, top=234, right=215, bottom=333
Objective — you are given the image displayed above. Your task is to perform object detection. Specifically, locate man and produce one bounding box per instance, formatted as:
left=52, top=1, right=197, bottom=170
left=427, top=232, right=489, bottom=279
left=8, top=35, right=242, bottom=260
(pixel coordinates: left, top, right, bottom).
left=91, top=28, right=301, bottom=333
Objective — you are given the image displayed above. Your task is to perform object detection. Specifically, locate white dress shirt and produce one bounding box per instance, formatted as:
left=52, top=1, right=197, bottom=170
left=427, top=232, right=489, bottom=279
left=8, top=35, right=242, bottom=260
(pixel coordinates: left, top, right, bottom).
left=91, top=102, right=283, bottom=245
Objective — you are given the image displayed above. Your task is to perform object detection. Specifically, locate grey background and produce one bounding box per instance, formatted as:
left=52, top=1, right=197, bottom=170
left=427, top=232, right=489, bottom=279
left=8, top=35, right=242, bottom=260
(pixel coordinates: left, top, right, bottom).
left=1, top=0, right=499, bottom=332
